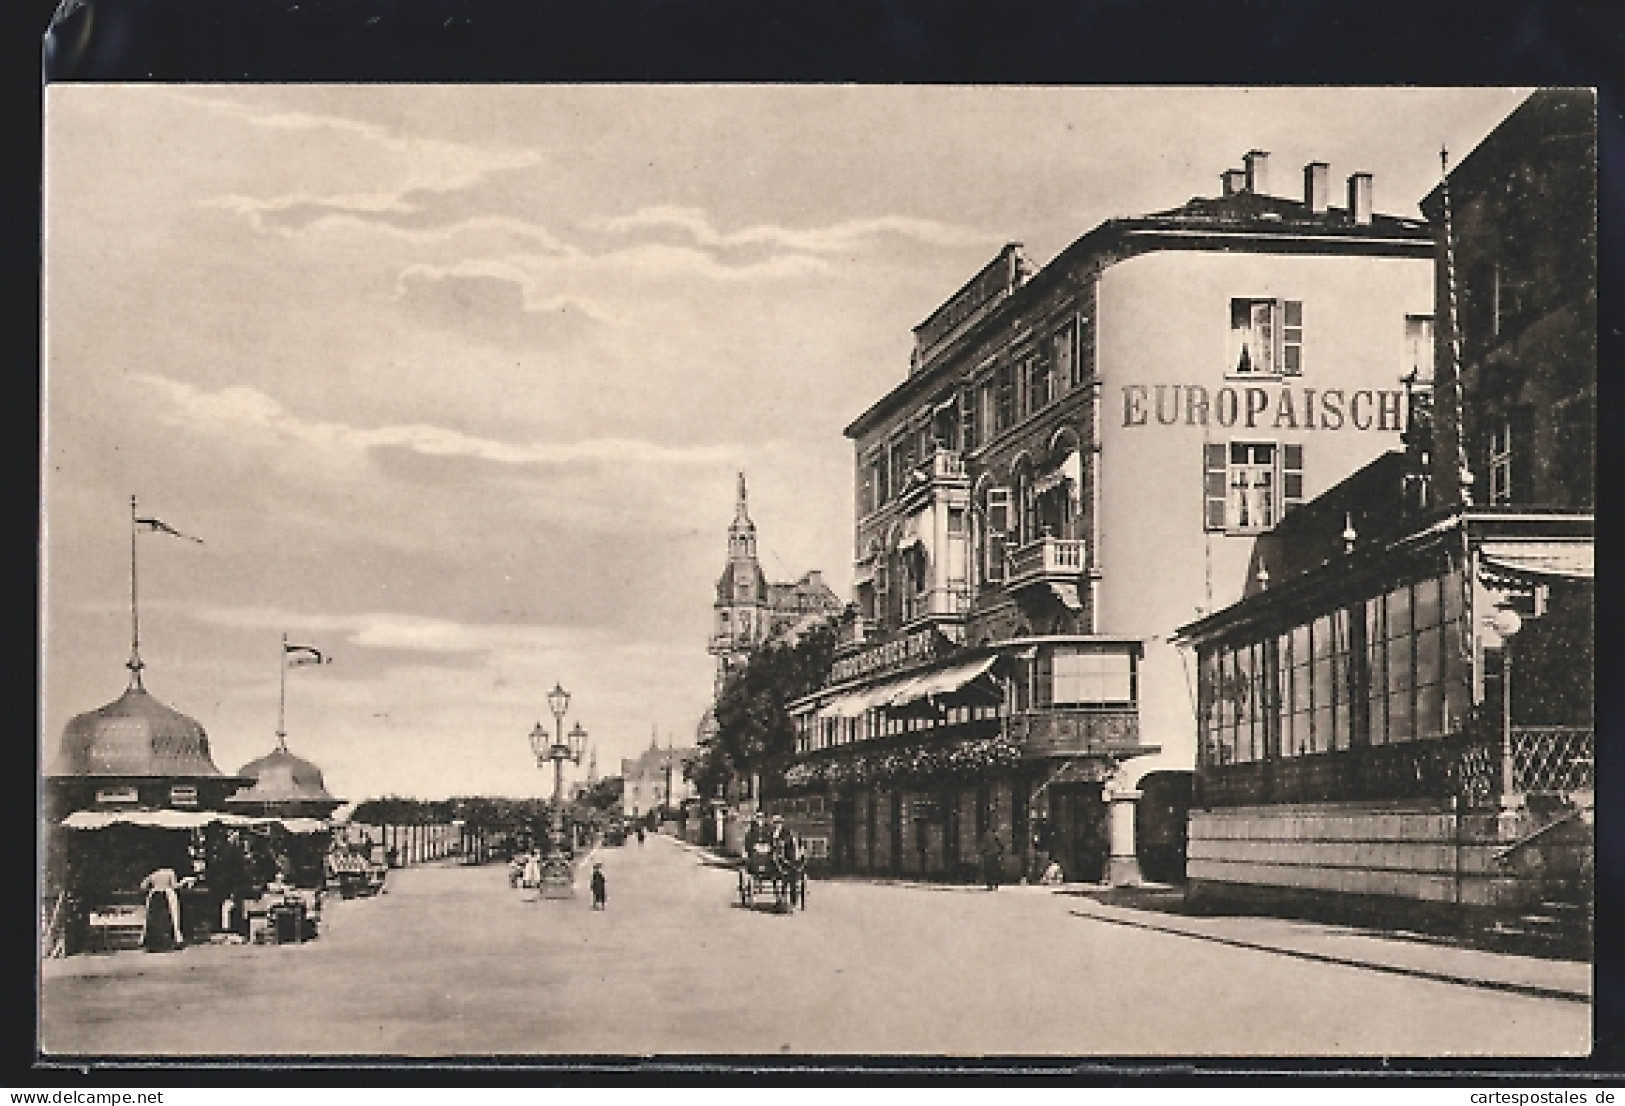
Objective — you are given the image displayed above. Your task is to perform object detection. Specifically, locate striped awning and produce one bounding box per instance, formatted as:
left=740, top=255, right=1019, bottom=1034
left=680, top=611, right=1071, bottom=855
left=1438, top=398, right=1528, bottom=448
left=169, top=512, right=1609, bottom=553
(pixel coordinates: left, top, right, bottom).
left=59, top=810, right=330, bottom=834
left=1481, top=540, right=1592, bottom=581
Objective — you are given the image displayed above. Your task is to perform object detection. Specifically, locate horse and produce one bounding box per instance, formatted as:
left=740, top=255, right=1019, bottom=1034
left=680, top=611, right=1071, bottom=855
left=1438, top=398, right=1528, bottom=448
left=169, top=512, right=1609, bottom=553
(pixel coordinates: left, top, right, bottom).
left=741, top=829, right=807, bottom=912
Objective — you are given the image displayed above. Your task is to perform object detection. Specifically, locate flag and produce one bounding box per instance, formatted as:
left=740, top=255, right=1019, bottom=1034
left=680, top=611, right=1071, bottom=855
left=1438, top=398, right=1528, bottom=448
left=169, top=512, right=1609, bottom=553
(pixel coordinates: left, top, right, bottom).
left=135, top=516, right=203, bottom=543
left=285, top=644, right=332, bottom=667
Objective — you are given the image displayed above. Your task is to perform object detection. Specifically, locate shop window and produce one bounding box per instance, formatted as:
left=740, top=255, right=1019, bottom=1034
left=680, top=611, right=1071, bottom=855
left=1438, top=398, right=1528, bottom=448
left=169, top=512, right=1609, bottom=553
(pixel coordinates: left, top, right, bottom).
left=1384, top=584, right=1416, bottom=743
left=1230, top=298, right=1303, bottom=377
left=1285, top=625, right=1313, bottom=756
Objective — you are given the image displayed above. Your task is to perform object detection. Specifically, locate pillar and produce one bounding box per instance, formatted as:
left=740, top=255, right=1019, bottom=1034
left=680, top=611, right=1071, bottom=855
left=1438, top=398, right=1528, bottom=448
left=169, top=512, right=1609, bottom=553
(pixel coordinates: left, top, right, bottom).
left=1106, top=788, right=1143, bottom=887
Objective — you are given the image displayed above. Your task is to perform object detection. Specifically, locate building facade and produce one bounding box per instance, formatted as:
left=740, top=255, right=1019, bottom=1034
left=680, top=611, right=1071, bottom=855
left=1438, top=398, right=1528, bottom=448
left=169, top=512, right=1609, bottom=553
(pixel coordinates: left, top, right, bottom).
left=621, top=734, right=700, bottom=819
left=776, top=151, right=1438, bottom=885
left=1177, top=90, right=1595, bottom=926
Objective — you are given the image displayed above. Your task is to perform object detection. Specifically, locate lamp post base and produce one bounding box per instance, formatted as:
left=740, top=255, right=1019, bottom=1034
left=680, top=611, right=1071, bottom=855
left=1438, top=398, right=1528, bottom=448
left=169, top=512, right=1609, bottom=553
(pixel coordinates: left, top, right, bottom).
left=538, top=856, right=576, bottom=899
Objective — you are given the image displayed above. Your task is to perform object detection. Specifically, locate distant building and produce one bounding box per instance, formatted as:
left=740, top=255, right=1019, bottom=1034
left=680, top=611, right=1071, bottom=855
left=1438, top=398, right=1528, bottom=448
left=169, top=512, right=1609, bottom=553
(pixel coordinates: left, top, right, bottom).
left=1177, top=90, right=1595, bottom=929
left=708, top=473, right=843, bottom=696
left=776, top=150, right=1437, bottom=885
left=621, top=733, right=700, bottom=818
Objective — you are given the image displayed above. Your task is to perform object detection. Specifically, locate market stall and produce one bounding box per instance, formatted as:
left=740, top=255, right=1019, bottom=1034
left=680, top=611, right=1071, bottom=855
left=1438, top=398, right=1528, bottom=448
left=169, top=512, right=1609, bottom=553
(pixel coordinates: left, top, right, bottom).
left=48, top=810, right=333, bottom=956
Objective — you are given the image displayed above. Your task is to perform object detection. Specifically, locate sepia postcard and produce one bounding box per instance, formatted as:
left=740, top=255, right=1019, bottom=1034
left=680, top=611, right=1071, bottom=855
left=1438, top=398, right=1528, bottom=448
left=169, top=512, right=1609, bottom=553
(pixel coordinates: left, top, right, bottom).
left=39, top=83, right=1596, bottom=1061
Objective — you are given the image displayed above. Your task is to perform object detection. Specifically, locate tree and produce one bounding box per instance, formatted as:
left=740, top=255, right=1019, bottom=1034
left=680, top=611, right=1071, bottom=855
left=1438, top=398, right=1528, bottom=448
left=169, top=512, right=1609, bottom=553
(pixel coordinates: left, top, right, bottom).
left=579, top=776, right=625, bottom=813
left=711, top=621, right=836, bottom=789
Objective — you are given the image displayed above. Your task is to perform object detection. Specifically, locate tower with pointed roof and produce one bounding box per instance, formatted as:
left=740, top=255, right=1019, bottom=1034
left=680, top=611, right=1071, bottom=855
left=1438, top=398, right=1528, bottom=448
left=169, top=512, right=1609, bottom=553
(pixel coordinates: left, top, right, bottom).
left=709, top=473, right=771, bottom=694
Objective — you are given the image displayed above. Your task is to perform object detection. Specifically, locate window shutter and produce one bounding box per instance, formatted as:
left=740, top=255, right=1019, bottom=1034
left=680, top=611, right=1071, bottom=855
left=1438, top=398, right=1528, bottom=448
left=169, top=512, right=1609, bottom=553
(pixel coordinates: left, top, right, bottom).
left=1281, top=300, right=1304, bottom=375
left=1203, top=444, right=1228, bottom=531
left=1282, top=443, right=1305, bottom=513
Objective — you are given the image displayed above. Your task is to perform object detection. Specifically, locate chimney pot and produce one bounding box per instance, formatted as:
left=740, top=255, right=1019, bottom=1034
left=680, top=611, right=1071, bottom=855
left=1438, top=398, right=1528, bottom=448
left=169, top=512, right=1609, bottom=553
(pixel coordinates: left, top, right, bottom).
left=1347, top=172, right=1373, bottom=225
left=1221, top=168, right=1247, bottom=196
left=1303, top=161, right=1330, bottom=214
left=1244, top=150, right=1270, bottom=196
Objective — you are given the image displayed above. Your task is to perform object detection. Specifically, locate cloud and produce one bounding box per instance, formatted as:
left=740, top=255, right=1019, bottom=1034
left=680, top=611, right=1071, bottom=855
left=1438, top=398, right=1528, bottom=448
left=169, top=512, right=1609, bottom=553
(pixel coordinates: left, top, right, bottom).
left=184, top=605, right=606, bottom=657
left=595, top=206, right=999, bottom=254
left=129, top=373, right=736, bottom=474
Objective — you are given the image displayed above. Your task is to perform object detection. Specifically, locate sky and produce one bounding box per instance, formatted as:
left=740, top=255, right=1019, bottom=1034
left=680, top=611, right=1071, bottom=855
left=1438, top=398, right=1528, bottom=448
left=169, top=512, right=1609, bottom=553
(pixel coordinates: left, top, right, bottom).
left=41, top=85, right=1531, bottom=801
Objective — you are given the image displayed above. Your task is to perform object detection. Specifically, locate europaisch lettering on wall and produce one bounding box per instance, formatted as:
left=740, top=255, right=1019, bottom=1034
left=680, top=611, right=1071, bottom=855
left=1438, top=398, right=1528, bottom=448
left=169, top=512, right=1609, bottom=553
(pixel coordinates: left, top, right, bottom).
left=1121, top=383, right=1407, bottom=432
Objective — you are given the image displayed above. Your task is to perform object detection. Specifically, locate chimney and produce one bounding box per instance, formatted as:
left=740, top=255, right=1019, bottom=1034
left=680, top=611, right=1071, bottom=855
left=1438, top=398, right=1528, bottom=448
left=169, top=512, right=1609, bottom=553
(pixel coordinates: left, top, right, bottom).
left=1303, top=161, right=1329, bottom=214
left=1221, top=168, right=1247, bottom=196
left=1244, top=150, right=1270, bottom=196
left=1347, top=172, right=1373, bottom=225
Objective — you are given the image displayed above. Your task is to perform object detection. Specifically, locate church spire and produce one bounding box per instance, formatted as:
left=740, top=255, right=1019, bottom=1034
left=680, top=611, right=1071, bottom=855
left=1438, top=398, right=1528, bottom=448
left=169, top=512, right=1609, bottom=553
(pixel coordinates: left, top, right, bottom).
left=728, top=470, right=757, bottom=561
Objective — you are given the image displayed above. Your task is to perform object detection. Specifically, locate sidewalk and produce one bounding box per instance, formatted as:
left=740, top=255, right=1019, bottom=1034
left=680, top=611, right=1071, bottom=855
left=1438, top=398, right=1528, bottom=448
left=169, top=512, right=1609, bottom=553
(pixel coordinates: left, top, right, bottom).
left=1062, top=889, right=1591, bottom=1003
left=663, top=835, right=1588, bottom=1001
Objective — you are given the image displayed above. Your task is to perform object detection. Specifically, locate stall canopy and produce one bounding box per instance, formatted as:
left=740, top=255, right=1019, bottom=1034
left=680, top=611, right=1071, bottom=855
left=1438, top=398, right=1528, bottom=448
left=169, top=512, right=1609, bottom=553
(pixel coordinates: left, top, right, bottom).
left=1480, top=540, right=1593, bottom=581
left=59, top=810, right=329, bottom=834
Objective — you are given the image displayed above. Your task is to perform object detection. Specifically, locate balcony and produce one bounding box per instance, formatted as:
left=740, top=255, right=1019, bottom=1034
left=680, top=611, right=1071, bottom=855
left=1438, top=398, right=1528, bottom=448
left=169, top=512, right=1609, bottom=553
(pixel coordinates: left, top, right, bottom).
left=1006, top=535, right=1087, bottom=590
left=1008, top=708, right=1141, bottom=759
left=835, top=613, right=871, bottom=651
left=902, top=586, right=972, bottom=627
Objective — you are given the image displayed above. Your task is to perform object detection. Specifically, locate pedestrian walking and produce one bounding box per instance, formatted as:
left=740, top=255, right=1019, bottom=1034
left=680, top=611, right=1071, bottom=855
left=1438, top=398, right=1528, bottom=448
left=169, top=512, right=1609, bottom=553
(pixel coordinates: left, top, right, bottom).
left=590, top=863, right=607, bottom=910
left=636, top=826, right=645, bottom=846
left=522, top=850, right=542, bottom=890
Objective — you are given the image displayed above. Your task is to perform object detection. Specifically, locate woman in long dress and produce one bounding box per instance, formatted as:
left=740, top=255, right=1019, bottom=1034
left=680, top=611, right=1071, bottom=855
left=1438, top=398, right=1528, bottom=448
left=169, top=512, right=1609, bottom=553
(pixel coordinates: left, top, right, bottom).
left=140, top=867, right=184, bottom=952
left=522, top=851, right=542, bottom=890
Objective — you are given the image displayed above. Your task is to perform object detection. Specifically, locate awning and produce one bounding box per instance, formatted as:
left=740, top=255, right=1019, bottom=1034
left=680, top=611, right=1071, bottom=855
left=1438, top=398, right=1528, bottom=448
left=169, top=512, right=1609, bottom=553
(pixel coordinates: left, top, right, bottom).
left=1481, top=540, right=1593, bottom=581
left=1033, top=451, right=1082, bottom=497
left=884, top=655, right=999, bottom=708
left=1048, top=582, right=1083, bottom=611
left=58, top=810, right=331, bottom=834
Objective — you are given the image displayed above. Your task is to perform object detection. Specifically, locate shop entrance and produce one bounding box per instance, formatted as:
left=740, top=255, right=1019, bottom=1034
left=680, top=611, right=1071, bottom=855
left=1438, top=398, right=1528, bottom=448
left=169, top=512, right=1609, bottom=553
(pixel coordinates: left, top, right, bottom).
left=831, top=795, right=856, bottom=873
left=1047, top=783, right=1108, bottom=883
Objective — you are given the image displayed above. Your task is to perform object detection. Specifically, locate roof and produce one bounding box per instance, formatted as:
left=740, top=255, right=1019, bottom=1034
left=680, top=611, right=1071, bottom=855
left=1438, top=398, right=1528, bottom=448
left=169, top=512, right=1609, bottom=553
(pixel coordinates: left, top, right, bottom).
left=846, top=188, right=1432, bottom=440
left=715, top=560, right=770, bottom=605
left=227, top=745, right=340, bottom=807
left=50, top=685, right=227, bottom=779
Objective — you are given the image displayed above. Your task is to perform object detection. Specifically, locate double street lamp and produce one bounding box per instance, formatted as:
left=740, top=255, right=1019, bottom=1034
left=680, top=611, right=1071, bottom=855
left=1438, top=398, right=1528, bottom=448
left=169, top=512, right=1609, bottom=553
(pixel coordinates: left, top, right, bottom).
left=527, top=682, right=588, bottom=897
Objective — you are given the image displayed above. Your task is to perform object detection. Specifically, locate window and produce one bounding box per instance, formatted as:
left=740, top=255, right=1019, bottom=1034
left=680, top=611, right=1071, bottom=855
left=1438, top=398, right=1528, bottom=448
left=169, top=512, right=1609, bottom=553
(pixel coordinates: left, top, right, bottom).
left=983, top=487, right=1011, bottom=583
left=1040, top=646, right=1136, bottom=707
left=1404, top=315, right=1435, bottom=381
left=1229, top=442, right=1275, bottom=532
left=959, top=387, right=979, bottom=452
left=96, top=786, right=139, bottom=805
left=1230, top=298, right=1303, bottom=377
left=1486, top=420, right=1515, bottom=505
left=169, top=784, right=199, bottom=807
left=994, top=364, right=1016, bottom=432
left=1026, top=354, right=1052, bottom=415
left=1204, top=442, right=1304, bottom=534
left=1053, top=322, right=1077, bottom=390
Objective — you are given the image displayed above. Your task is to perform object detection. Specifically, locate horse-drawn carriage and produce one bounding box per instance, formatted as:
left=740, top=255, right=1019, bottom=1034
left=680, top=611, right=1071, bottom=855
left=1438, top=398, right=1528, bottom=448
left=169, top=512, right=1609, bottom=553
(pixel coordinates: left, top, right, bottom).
left=737, top=825, right=807, bottom=913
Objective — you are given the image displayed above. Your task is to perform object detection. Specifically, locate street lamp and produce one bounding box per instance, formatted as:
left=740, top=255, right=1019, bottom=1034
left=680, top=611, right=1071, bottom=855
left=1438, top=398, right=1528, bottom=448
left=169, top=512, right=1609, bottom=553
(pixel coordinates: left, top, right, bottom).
left=527, top=684, right=587, bottom=897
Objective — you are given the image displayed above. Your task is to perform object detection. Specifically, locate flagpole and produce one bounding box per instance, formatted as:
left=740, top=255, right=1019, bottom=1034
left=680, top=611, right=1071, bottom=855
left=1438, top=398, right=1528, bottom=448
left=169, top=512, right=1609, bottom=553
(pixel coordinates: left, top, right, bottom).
left=128, top=494, right=143, bottom=689
left=278, top=632, right=289, bottom=751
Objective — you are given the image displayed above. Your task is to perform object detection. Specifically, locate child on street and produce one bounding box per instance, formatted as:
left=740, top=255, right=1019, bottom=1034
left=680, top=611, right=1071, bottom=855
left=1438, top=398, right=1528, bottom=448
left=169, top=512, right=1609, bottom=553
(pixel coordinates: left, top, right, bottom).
left=590, top=862, right=607, bottom=910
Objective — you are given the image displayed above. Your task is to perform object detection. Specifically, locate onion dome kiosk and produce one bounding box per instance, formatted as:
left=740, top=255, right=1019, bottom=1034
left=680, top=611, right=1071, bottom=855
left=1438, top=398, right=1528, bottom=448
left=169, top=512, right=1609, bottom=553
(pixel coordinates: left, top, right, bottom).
left=44, top=672, right=249, bottom=954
